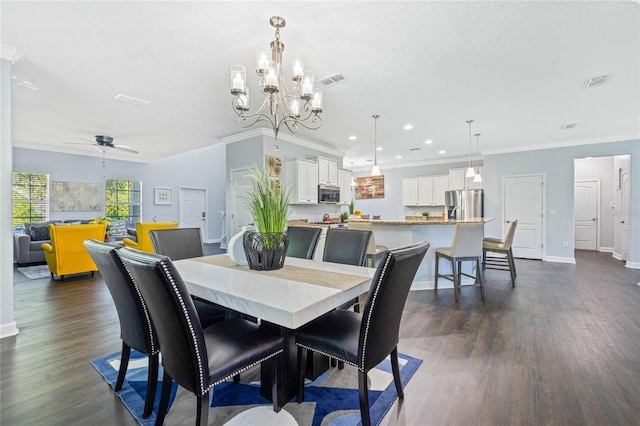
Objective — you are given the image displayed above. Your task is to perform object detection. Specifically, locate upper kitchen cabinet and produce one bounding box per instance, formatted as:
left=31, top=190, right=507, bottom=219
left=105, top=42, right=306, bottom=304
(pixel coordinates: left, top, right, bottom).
left=448, top=167, right=483, bottom=190
left=287, top=159, right=318, bottom=204
left=317, top=157, right=338, bottom=186
left=403, top=175, right=448, bottom=206
left=337, top=169, right=353, bottom=205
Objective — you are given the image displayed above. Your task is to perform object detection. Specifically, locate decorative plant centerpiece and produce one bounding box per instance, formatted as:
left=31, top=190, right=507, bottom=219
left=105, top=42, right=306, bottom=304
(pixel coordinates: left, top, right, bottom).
left=339, top=212, right=349, bottom=223
left=243, top=166, right=290, bottom=270
left=421, top=211, right=430, bottom=220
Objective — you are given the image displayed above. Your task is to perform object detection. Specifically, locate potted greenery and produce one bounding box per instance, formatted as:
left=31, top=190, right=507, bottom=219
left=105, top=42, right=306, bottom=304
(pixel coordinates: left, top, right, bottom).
left=340, top=212, right=349, bottom=223
left=421, top=211, right=430, bottom=220
left=243, top=166, right=290, bottom=270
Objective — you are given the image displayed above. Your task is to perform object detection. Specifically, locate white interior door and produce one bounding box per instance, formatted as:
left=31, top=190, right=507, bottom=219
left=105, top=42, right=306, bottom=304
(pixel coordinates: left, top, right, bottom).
left=621, top=172, right=630, bottom=261
left=230, top=168, right=254, bottom=236
left=504, top=175, right=544, bottom=259
left=179, top=188, right=207, bottom=238
left=574, top=180, right=599, bottom=251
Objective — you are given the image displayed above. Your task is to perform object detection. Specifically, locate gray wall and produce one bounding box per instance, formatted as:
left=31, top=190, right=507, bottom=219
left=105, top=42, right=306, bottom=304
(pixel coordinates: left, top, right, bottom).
left=12, top=143, right=227, bottom=241
left=483, top=139, right=639, bottom=263
left=574, top=156, right=615, bottom=250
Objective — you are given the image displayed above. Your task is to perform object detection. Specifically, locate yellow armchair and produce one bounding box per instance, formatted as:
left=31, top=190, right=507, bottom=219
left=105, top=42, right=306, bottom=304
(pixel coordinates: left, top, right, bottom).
left=41, top=223, right=107, bottom=280
left=122, top=221, right=178, bottom=253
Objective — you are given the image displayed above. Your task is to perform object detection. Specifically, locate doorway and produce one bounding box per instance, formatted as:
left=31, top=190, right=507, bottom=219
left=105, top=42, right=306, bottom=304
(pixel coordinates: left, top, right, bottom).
left=179, top=187, right=207, bottom=240
left=229, top=168, right=254, bottom=238
left=503, top=174, right=544, bottom=259
left=574, top=180, right=600, bottom=251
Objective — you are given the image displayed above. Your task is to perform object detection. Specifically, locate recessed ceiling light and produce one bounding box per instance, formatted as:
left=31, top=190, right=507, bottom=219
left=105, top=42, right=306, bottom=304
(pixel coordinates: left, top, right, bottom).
left=395, top=155, right=403, bottom=159
left=348, top=135, right=357, bottom=140
left=376, top=147, right=383, bottom=151
left=438, top=150, right=446, bottom=154
left=424, top=139, right=433, bottom=145
left=403, top=124, right=413, bottom=130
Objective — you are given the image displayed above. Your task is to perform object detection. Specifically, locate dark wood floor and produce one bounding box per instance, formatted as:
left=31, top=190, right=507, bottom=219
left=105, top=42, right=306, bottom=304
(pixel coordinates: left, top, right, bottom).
left=2, top=250, right=640, bottom=425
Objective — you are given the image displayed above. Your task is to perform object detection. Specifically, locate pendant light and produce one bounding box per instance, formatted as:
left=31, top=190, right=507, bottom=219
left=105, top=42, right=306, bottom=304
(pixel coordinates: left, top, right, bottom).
left=371, top=114, right=381, bottom=176
left=465, top=119, right=476, bottom=178
left=473, top=133, right=483, bottom=183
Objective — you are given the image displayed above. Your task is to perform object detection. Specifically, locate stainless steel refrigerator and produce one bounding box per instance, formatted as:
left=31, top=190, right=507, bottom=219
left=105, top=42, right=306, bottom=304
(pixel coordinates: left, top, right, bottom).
left=445, top=189, right=484, bottom=220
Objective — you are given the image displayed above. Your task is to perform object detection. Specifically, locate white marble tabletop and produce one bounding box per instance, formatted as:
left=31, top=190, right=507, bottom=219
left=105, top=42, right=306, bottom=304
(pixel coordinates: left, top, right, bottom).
left=173, top=254, right=376, bottom=329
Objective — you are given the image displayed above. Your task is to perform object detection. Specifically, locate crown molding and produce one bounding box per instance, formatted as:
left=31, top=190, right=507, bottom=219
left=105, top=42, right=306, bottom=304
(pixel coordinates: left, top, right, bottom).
left=482, top=134, right=639, bottom=156
left=350, top=155, right=470, bottom=173
left=222, top=128, right=344, bottom=158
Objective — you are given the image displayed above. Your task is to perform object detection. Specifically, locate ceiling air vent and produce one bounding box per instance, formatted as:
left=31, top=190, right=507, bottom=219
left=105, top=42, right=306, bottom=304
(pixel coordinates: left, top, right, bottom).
left=560, top=123, right=577, bottom=130
left=114, top=93, right=152, bottom=107
left=409, top=147, right=421, bottom=151
left=583, top=74, right=609, bottom=89
left=319, top=73, right=348, bottom=88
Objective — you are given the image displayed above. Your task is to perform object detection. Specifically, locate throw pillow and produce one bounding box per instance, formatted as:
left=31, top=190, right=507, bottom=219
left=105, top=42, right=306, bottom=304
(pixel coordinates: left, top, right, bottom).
left=29, top=225, right=51, bottom=241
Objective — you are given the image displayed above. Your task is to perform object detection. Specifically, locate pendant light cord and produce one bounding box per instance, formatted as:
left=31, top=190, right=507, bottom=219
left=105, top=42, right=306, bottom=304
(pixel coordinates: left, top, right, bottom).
left=373, top=114, right=379, bottom=165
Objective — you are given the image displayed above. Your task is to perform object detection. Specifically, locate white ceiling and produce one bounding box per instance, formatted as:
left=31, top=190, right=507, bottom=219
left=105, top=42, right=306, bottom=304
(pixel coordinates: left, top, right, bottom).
left=2, top=1, right=638, bottom=167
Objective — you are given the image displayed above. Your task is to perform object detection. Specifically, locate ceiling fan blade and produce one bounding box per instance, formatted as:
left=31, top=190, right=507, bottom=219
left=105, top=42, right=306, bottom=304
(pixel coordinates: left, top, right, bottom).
left=113, top=144, right=139, bottom=154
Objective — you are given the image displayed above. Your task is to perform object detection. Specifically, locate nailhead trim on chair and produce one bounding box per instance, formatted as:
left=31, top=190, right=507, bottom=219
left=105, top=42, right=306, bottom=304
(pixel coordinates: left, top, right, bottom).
left=210, top=350, right=284, bottom=388
left=296, top=343, right=361, bottom=370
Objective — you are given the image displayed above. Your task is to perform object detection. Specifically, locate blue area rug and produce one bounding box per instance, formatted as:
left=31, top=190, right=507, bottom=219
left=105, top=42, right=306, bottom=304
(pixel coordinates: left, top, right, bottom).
left=91, top=349, right=422, bottom=425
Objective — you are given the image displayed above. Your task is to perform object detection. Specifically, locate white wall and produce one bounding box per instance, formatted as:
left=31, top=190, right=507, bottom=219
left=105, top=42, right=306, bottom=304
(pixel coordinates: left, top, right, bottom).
left=483, top=140, right=639, bottom=266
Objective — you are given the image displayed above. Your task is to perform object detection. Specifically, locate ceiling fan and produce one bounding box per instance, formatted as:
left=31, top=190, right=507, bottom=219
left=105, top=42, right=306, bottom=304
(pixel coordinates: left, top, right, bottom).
left=67, top=135, right=139, bottom=154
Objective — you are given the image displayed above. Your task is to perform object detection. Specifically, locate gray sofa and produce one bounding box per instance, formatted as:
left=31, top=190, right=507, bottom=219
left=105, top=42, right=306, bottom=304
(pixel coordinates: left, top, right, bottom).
left=13, top=219, right=91, bottom=265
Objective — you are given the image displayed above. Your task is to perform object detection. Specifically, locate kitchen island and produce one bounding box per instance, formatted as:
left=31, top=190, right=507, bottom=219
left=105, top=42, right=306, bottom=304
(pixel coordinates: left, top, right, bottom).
left=348, top=217, right=494, bottom=290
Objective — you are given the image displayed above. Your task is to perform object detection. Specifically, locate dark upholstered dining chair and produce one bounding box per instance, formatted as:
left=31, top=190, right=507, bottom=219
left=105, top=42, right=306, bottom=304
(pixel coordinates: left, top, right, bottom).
left=286, top=226, right=322, bottom=259
left=295, top=241, right=430, bottom=426
left=83, top=240, right=159, bottom=419
left=84, top=240, right=229, bottom=419
left=149, top=227, right=204, bottom=260
left=322, top=228, right=372, bottom=267
left=116, top=247, right=284, bottom=426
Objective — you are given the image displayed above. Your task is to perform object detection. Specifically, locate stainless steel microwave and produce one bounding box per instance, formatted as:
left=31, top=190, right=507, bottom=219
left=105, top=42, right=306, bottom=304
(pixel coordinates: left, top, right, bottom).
left=318, top=184, right=340, bottom=203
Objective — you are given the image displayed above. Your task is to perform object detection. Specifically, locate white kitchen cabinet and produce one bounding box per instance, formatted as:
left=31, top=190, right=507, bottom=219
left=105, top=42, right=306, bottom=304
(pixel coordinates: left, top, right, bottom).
left=449, top=167, right=483, bottom=189
left=287, top=159, right=318, bottom=204
left=317, top=157, right=339, bottom=185
left=403, top=178, right=419, bottom=206
left=403, top=175, right=448, bottom=206
left=337, top=169, right=352, bottom=205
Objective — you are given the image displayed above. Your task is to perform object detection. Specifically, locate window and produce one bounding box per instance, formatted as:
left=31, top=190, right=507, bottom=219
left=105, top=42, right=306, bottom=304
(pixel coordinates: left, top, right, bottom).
left=105, top=179, right=141, bottom=227
left=12, top=172, right=49, bottom=228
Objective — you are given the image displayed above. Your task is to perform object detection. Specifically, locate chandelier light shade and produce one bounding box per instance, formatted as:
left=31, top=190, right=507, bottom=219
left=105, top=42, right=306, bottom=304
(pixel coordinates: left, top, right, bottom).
left=371, top=114, right=381, bottom=176
left=230, top=16, right=323, bottom=139
left=473, top=133, right=483, bottom=183
left=465, top=119, right=476, bottom=178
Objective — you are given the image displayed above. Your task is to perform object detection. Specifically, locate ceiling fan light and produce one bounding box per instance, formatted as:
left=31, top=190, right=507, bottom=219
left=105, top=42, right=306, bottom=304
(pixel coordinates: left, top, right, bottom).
left=466, top=166, right=476, bottom=178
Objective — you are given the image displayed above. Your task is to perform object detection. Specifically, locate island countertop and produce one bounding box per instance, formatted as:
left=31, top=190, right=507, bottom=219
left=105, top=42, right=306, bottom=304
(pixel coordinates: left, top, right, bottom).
left=347, top=217, right=494, bottom=225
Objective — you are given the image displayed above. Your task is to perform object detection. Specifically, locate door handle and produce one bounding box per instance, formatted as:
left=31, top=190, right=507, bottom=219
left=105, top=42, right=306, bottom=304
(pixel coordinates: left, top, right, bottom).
left=621, top=220, right=625, bottom=224
left=591, top=218, right=597, bottom=221
left=506, top=220, right=511, bottom=223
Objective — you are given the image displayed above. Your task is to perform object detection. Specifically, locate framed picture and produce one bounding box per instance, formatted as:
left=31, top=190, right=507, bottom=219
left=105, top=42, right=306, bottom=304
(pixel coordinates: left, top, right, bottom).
left=355, top=175, right=385, bottom=199
left=154, top=187, right=172, bottom=205
left=265, top=155, right=283, bottom=177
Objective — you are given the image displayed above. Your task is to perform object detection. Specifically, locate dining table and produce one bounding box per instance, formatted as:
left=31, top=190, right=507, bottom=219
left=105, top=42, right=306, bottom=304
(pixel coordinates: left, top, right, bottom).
left=173, top=253, right=376, bottom=407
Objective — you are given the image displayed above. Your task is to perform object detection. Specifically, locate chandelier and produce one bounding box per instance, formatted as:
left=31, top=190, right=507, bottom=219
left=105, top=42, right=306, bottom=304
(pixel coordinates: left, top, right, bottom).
left=371, top=114, right=381, bottom=176
left=230, top=16, right=323, bottom=140
left=465, top=120, right=476, bottom=178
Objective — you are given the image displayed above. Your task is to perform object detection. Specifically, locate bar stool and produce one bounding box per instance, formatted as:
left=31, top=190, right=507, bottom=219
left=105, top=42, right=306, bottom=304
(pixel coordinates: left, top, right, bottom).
left=434, top=223, right=485, bottom=302
left=347, top=222, right=388, bottom=267
left=483, top=220, right=518, bottom=287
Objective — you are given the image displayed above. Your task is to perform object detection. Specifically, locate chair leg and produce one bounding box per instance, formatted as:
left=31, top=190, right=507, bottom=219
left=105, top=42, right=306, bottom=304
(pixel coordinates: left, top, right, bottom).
left=452, top=260, right=459, bottom=302
left=476, top=257, right=485, bottom=302
left=297, top=346, right=307, bottom=403
left=196, top=391, right=209, bottom=426
left=482, top=249, right=486, bottom=269
left=358, top=370, right=372, bottom=426
left=115, top=342, right=131, bottom=392
left=338, top=360, right=344, bottom=370
left=155, top=370, right=173, bottom=426
left=508, top=249, right=517, bottom=286
left=390, top=347, right=404, bottom=399
left=434, top=253, right=440, bottom=290
left=271, top=354, right=281, bottom=413
left=143, top=353, right=159, bottom=419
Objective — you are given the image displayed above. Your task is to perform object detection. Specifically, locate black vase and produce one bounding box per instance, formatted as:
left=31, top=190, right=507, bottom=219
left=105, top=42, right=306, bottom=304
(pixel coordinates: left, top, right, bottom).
left=242, top=231, right=289, bottom=271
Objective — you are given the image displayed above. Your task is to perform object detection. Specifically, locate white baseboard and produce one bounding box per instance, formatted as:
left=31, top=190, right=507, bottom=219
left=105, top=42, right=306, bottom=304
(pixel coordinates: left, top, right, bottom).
left=612, top=251, right=623, bottom=260
left=0, top=322, right=19, bottom=339
left=599, top=247, right=614, bottom=253
left=625, top=261, right=640, bottom=269
left=545, top=256, right=576, bottom=264
left=204, top=238, right=222, bottom=244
